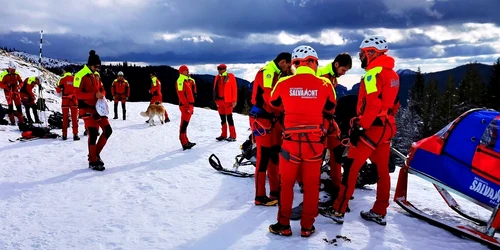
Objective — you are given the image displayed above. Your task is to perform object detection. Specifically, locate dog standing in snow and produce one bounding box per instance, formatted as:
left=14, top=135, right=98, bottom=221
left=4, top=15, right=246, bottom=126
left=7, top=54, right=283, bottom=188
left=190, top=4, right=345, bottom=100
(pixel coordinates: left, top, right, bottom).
left=140, top=101, right=166, bottom=126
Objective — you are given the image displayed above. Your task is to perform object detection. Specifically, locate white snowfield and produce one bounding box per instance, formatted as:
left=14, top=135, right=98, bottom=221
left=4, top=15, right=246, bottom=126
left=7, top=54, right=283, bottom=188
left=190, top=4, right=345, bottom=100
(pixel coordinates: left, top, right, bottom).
left=0, top=101, right=494, bottom=250
left=0, top=50, right=494, bottom=249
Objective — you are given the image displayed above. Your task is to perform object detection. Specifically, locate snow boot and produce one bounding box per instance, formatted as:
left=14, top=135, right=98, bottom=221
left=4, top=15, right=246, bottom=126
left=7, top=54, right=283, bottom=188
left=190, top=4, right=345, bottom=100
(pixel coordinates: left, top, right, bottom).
left=62, top=135, right=67, bottom=140
left=255, top=196, right=278, bottom=206
left=269, top=222, right=292, bottom=236
left=182, top=142, right=195, bottom=151
left=300, top=225, right=315, bottom=237
left=319, top=207, right=344, bottom=224
left=73, top=134, right=80, bottom=141
left=360, top=210, right=386, bottom=226
left=89, top=161, right=105, bottom=171
left=122, top=103, right=126, bottom=120
left=113, top=103, right=118, bottom=119
left=215, top=136, right=226, bottom=141
left=226, top=137, right=236, bottom=142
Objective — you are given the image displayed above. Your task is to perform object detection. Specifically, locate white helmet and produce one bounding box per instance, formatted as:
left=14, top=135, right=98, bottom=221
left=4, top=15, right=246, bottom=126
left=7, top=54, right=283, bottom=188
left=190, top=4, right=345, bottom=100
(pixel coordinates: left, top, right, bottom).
left=117, top=71, right=124, bottom=76
left=292, top=45, right=318, bottom=61
left=360, top=35, right=388, bottom=52
left=8, top=61, right=16, bottom=69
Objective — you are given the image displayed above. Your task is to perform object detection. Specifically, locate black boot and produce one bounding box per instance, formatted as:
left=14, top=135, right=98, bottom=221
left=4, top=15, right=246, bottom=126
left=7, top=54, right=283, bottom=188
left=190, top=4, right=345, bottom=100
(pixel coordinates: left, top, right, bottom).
left=122, top=103, right=126, bottom=120
left=25, top=106, right=34, bottom=124
left=32, top=105, right=42, bottom=123
left=113, top=102, right=118, bottom=119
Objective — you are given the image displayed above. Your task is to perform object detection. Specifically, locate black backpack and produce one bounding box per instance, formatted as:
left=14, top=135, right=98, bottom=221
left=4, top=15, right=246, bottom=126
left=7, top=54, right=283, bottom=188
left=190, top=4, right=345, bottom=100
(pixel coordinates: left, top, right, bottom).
left=48, top=111, right=70, bottom=129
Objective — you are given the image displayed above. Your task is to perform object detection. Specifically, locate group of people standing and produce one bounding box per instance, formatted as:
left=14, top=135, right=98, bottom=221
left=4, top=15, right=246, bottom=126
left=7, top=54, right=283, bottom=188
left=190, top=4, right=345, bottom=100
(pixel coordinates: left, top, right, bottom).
left=247, top=35, right=400, bottom=237
left=0, top=62, right=44, bottom=125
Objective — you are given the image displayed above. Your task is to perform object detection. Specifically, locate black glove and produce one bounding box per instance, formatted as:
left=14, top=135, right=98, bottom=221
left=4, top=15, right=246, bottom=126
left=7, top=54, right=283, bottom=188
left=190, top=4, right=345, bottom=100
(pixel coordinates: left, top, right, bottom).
left=349, top=117, right=364, bottom=146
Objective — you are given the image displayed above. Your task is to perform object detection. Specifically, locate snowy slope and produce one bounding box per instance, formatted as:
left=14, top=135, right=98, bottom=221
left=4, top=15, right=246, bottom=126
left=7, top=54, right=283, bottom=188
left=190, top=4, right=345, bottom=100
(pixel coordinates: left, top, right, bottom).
left=0, top=49, right=62, bottom=113
left=10, top=51, right=75, bottom=69
left=0, top=101, right=494, bottom=250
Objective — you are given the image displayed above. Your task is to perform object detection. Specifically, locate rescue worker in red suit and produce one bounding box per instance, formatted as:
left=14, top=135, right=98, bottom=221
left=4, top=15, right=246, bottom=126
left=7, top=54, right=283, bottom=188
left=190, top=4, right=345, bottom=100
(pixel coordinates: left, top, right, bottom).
left=112, top=71, right=130, bottom=120
left=213, top=64, right=238, bottom=141
left=74, top=50, right=112, bottom=171
left=147, top=72, right=170, bottom=123
left=325, top=35, right=400, bottom=226
left=250, top=52, right=292, bottom=206
left=317, top=53, right=352, bottom=198
left=268, top=45, right=336, bottom=237
left=84, top=72, right=105, bottom=136
left=56, top=65, right=80, bottom=140
left=0, top=62, right=25, bottom=125
left=176, top=65, right=197, bottom=150
left=20, top=76, right=42, bottom=124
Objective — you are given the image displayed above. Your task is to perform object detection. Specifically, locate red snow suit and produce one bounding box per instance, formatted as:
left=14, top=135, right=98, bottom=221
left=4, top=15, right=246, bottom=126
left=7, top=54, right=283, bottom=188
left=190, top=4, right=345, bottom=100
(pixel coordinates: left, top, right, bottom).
left=112, top=78, right=130, bottom=103
left=250, top=60, right=286, bottom=204
left=150, top=76, right=169, bottom=120
left=213, top=71, right=238, bottom=139
left=74, top=65, right=112, bottom=163
left=270, top=66, right=336, bottom=229
left=56, top=72, right=79, bottom=136
left=20, top=77, right=38, bottom=106
left=333, top=54, right=400, bottom=216
left=176, top=74, right=197, bottom=146
left=0, top=70, right=24, bottom=123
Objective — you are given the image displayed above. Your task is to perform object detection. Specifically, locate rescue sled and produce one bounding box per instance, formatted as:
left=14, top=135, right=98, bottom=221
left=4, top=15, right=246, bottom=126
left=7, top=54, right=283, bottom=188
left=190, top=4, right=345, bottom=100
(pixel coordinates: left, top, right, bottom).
left=393, top=108, right=500, bottom=249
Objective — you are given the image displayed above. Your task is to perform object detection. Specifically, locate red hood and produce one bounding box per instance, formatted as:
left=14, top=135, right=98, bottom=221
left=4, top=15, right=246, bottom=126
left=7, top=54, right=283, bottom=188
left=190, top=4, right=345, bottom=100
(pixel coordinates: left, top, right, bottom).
left=367, top=54, right=395, bottom=70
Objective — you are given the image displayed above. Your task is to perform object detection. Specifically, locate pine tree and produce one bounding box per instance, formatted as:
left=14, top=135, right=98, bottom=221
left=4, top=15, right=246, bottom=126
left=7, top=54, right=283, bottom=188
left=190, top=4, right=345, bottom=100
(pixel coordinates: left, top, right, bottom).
left=457, top=63, right=485, bottom=113
left=485, top=58, right=500, bottom=111
left=409, top=67, right=425, bottom=116
left=437, top=75, right=459, bottom=128
left=421, top=79, right=440, bottom=137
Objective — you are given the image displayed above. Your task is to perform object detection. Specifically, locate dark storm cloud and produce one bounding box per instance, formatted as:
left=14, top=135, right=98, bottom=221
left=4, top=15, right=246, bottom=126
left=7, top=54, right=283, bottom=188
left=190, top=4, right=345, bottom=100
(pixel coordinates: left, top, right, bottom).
left=0, top=0, right=499, bottom=64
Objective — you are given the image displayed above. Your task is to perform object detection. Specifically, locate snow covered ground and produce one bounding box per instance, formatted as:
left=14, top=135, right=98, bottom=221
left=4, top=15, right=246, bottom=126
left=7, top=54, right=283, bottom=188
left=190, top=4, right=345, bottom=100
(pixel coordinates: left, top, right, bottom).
left=0, top=101, right=495, bottom=250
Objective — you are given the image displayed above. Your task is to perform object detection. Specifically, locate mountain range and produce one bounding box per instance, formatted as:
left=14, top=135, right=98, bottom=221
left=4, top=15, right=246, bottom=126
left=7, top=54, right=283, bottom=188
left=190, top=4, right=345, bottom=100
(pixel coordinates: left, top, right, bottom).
left=5, top=49, right=496, bottom=108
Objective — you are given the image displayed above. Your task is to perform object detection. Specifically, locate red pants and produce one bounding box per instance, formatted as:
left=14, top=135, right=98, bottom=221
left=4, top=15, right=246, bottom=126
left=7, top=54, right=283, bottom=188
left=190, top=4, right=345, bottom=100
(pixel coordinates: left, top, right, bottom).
left=151, top=97, right=169, bottom=119
left=62, top=106, right=79, bottom=136
left=327, top=135, right=343, bottom=188
left=179, top=105, right=193, bottom=146
left=216, top=100, right=236, bottom=138
left=333, top=124, right=395, bottom=216
left=277, top=134, right=324, bottom=228
left=83, top=115, right=112, bottom=162
left=4, top=91, right=24, bottom=123
left=252, top=117, right=282, bottom=199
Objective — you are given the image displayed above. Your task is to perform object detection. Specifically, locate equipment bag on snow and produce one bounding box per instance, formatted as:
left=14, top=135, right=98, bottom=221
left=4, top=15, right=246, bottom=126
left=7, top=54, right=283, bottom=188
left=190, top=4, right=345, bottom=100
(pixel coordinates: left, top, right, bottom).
left=48, top=111, right=70, bottom=129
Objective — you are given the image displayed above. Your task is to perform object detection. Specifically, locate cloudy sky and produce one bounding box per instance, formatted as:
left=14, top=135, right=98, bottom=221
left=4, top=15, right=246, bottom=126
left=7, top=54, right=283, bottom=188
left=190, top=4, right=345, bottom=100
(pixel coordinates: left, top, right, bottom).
left=1, top=0, right=499, bottom=88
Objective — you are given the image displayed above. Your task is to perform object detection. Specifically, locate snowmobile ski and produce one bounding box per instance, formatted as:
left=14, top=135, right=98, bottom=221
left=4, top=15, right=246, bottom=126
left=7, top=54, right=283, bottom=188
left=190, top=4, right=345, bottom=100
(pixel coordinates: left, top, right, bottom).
left=208, top=154, right=254, bottom=178
left=395, top=197, right=500, bottom=249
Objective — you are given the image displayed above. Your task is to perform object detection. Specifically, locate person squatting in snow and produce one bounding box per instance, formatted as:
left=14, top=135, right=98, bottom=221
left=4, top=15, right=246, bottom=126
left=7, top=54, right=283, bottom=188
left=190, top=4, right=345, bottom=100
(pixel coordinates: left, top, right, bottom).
left=213, top=63, right=238, bottom=142
left=56, top=65, right=81, bottom=141
left=249, top=52, right=293, bottom=206
left=73, top=50, right=112, bottom=171
left=267, top=45, right=337, bottom=237
left=0, top=62, right=25, bottom=125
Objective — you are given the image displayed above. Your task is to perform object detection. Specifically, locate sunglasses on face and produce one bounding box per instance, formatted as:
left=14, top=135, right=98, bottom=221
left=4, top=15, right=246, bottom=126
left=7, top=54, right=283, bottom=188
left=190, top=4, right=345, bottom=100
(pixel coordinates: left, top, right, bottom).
left=217, top=68, right=225, bottom=70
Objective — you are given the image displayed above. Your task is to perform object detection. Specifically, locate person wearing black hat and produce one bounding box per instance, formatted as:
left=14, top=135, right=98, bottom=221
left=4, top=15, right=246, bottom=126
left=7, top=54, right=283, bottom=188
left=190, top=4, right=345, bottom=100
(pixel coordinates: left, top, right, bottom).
left=73, top=50, right=112, bottom=171
left=56, top=65, right=80, bottom=140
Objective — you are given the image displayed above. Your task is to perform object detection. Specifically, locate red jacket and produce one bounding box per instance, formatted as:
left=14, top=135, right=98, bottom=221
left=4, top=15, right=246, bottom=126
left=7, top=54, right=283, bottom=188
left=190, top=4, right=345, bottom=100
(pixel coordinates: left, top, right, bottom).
left=251, top=60, right=284, bottom=116
left=176, top=74, right=196, bottom=107
left=0, top=70, right=23, bottom=93
left=357, top=54, right=400, bottom=129
left=213, top=72, right=237, bottom=103
left=56, top=73, right=76, bottom=97
left=269, top=66, right=336, bottom=128
left=73, top=65, right=105, bottom=115
left=20, top=77, right=39, bottom=100
left=150, top=76, right=162, bottom=97
left=112, top=79, right=130, bottom=97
